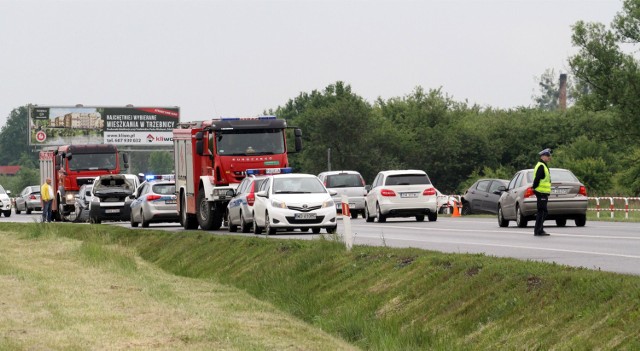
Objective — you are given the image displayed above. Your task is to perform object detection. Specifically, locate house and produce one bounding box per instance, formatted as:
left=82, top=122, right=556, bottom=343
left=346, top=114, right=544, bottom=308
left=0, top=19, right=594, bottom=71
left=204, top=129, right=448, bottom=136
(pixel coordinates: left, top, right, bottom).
left=0, top=166, right=21, bottom=176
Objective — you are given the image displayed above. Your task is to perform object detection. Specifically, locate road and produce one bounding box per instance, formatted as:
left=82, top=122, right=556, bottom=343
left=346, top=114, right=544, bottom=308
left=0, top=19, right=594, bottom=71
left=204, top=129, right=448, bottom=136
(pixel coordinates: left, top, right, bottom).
left=5, top=212, right=640, bottom=276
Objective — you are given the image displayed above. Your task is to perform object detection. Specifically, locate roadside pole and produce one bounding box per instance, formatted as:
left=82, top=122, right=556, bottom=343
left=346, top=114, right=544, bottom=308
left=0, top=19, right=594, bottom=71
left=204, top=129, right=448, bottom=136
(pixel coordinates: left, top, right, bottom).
left=341, top=195, right=353, bottom=251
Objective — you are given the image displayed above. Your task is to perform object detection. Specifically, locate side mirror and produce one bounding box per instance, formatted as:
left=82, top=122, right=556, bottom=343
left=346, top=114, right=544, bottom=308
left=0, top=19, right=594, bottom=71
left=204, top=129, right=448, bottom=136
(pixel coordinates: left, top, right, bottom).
left=365, top=185, right=372, bottom=192
left=494, top=185, right=507, bottom=194
left=328, top=190, right=337, bottom=196
left=256, top=190, right=268, bottom=198
left=226, top=189, right=235, bottom=197
left=65, top=153, right=73, bottom=161
left=123, top=153, right=129, bottom=169
left=294, top=128, right=303, bottom=152
left=195, top=132, right=204, bottom=155
left=6, top=190, right=11, bottom=195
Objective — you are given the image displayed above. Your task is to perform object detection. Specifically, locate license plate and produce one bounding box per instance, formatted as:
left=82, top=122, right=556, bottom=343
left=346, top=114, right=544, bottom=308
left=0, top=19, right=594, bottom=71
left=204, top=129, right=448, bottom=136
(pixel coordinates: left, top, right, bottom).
left=400, top=192, right=418, bottom=198
left=336, top=203, right=342, bottom=209
left=295, top=213, right=317, bottom=220
left=551, top=188, right=568, bottom=195
left=105, top=209, right=120, bottom=214
left=165, top=200, right=176, bottom=204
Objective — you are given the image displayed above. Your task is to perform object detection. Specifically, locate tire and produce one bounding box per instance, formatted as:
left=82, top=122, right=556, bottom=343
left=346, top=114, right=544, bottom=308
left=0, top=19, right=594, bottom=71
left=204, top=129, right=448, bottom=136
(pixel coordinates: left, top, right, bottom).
left=575, top=214, right=587, bottom=227
left=299, top=228, right=310, bottom=232
left=376, top=203, right=386, bottom=223
left=416, top=215, right=425, bottom=222
left=516, top=206, right=528, bottom=228
left=556, top=218, right=567, bottom=227
left=265, top=212, right=276, bottom=235
left=130, top=213, right=138, bottom=227
left=240, top=212, right=251, bottom=233
left=181, top=194, right=199, bottom=230
left=312, top=227, right=321, bottom=234
left=252, top=214, right=263, bottom=235
left=15, top=207, right=21, bottom=215
left=350, top=211, right=358, bottom=219
left=3, top=210, right=11, bottom=217
left=141, top=211, right=150, bottom=228
left=428, top=211, right=437, bottom=222
left=326, top=226, right=337, bottom=234
left=228, top=211, right=238, bottom=232
left=90, top=216, right=101, bottom=224
left=196, top=189, right=218, bottom=230
left=497, top=206, right=509, bottom=227
left=26, top=206, right=32, bottom=215
left=462, top=202, right=472, bottom=215
left=364, top=203, right=375, bottom=222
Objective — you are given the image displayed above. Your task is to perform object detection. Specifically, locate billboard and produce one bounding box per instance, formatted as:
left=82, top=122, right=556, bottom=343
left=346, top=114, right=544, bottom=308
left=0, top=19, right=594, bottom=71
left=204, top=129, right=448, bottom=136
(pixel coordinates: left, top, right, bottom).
left=29, top=106, right=180, bottom=147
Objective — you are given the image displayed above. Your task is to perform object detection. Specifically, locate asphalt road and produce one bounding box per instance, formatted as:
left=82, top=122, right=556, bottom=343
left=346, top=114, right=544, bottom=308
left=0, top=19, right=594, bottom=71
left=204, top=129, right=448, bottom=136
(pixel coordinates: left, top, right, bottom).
left=5, top=212, right=640, bottom=276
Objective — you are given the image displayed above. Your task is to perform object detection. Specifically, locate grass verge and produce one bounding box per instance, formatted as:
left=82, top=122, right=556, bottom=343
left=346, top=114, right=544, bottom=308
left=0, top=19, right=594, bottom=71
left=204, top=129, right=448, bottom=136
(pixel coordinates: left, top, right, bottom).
left=3, top=222, right=640, bottom=350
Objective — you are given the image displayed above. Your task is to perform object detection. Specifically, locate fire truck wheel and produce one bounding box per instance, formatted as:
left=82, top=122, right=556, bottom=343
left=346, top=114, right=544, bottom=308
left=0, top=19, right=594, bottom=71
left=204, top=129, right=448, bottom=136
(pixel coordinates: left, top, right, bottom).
left=197, top=189, right=218, bottom=230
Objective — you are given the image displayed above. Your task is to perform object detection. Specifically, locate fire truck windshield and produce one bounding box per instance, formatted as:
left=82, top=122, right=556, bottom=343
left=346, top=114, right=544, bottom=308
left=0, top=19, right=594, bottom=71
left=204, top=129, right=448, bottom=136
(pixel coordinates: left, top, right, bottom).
left=215, top=129, right=285, bottom=156
left=68, top=153, right=117, bottom=171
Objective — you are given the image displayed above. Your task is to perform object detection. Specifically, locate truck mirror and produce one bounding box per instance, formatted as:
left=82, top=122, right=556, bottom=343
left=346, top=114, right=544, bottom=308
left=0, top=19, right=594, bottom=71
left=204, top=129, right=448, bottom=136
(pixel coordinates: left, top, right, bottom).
left=55, top=155, right=62, bottom=170
left=65, top=153, right=72, bottom=161
left=294, top=128, right=302, bottom=137
left=294, top=128, right=303, bottom=152
left=195, top=132, right=203, bottom=141
left=122, top=153, right=129, bottom=164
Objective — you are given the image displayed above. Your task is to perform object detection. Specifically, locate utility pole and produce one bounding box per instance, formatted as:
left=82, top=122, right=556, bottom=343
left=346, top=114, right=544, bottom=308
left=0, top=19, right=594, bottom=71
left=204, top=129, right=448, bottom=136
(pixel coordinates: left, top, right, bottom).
left=327, top=148, right=331, bottom=171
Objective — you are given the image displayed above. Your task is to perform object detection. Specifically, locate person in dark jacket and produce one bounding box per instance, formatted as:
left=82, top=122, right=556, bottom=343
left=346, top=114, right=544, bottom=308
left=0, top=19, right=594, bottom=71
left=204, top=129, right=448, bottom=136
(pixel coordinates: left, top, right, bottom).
left=532, top=148, right=552, bottom=236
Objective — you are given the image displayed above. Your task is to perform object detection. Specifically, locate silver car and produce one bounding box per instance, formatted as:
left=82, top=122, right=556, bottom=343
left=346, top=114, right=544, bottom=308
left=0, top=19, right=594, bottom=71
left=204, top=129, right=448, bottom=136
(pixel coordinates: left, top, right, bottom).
left=129, top=180, right=178, bottom=227
left=14, top=185, right=41, bottom=214
left=317, top=170, right=367, bottom=219
left=227, top=175, right=270, bottom=233
left=73, top=184, right=93, bottom=222
left=497, top=168, right=588, bottom=228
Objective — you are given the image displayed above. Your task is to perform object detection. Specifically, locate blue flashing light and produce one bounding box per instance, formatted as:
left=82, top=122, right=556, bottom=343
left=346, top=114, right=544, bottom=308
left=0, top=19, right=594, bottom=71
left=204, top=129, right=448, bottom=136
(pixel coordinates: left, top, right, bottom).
left=246, top=167, right=292, bottom=176
left=144, top=174, right=175, bottom=181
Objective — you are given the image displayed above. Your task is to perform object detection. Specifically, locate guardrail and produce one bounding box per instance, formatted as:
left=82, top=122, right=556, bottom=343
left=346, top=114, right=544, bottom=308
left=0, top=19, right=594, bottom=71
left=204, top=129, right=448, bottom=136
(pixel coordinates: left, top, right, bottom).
left=588, top=197, right=640, bottom=220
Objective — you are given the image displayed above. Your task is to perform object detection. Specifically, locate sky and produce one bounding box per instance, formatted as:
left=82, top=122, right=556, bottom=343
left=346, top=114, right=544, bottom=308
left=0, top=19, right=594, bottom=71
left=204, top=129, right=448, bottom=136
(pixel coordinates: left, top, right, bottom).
left=0, top=0, right=623, bottom=127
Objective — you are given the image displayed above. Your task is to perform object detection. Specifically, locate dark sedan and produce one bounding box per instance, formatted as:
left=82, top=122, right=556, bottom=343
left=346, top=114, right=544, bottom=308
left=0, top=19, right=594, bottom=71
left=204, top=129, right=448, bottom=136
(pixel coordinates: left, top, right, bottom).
left=461, top=179, right=508, bottom=215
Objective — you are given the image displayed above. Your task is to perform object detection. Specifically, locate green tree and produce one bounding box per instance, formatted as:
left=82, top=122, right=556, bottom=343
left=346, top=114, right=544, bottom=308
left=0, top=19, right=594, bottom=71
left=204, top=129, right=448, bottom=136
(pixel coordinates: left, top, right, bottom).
left=148, top=151, right=174, bottom=174
left=0, top=106, right=35, bottom=166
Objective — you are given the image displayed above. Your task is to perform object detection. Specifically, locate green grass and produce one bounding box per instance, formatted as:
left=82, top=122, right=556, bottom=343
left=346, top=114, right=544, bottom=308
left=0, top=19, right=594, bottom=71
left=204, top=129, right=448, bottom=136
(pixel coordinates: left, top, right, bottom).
left=3, top=222, right=640, bottom=350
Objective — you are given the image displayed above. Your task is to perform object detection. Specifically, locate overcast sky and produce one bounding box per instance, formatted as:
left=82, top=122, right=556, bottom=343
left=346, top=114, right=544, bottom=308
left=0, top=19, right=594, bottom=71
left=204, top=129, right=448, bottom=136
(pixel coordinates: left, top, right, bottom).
left=0, top=0, right=622, bottom=127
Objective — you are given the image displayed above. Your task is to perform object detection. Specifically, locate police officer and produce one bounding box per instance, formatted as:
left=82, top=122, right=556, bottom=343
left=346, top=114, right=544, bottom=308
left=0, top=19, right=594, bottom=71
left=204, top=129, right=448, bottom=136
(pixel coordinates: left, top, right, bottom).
left=532, top=148, right=552, bottom=236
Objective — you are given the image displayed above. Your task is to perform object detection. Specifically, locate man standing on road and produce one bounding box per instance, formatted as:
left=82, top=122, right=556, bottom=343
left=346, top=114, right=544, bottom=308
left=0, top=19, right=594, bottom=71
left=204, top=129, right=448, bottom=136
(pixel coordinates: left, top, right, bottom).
left=41, top=178, right=54, bottom=223
left=532, top=148, right=552, bottom=236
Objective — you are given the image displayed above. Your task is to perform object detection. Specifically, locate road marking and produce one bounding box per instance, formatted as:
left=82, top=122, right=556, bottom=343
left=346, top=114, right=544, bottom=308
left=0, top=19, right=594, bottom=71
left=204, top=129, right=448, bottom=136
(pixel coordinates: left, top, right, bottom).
left=357, top=224, right=640, bottom=240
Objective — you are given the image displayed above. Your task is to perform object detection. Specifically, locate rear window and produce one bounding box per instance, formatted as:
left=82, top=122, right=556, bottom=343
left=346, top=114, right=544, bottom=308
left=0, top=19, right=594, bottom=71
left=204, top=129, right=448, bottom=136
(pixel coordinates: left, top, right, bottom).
left=152, top=184, right=176, bottom=195
left=326, top=174, right=364, bottom=188
left=526, top=170, right=579, bottom=183
left=385, top=174, right=431, bottom=186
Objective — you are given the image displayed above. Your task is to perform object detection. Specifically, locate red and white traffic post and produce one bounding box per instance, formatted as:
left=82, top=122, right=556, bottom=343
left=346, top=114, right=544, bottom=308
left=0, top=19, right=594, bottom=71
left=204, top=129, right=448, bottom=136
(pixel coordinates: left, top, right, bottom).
left=341, top=195, right=353, bottom=251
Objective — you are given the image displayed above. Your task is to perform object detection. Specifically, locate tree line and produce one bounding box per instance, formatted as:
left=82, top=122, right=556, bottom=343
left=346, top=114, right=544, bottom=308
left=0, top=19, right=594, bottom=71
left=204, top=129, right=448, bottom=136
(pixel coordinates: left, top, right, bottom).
left=2, top=0, right=639, bottom=196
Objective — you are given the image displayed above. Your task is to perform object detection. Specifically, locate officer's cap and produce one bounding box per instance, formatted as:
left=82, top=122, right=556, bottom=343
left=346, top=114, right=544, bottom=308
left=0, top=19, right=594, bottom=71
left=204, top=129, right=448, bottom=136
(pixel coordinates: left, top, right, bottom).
left=539, top=148, right=552, bottom=156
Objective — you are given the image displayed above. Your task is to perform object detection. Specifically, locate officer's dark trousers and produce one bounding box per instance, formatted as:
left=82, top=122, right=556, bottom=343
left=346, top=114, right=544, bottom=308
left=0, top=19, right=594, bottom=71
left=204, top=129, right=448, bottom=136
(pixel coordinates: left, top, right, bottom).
left=534, top=191, right=548, bottom=235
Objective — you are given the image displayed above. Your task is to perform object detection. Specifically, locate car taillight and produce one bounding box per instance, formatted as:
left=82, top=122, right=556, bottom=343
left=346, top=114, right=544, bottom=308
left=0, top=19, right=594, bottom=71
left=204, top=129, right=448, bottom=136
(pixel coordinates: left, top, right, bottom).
left=579, top=186, right=587, bottom=196
left=380, top=189, right=396, bottom=197
left=423, top=188, right=436, bottom=196
left=29, top=195, right=37, bottom=200
left=524, top=187, right=535, bottom=198
left=247, top=192, right=255, bottom=206
left=147, top=194, right=161, bottom=201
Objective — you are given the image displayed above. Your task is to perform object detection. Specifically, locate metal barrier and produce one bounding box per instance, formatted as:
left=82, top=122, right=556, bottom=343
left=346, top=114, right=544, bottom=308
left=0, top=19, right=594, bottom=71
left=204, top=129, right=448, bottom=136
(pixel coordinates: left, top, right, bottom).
left=588, top=197, right=640, bottom=220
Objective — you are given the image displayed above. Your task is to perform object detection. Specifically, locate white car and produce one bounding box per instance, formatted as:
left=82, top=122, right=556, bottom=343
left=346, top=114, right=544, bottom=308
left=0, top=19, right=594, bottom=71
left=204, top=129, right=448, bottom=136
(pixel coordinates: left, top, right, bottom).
left=252, top=173, right=338, bottom=235
left=0, top=185, right=12, bottom=217
left=364, top=169, right=438, bottom=222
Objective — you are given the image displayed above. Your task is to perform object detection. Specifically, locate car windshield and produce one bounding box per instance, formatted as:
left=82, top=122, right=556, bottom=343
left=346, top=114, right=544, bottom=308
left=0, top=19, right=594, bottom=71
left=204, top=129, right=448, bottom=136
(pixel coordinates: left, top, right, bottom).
left=216, top=129, right=285, bottom=156
left=326, top=174, right=363, bottom=188
left=0, top=185, right=6, bottom=195
left=385, top=174, right=431, bottom=186
left=273, top=177, right=326, bottom=194
left=152, top=184, right=176, bottom=195
left=68, top=153, right=118, bottom=171
left=526, top=169, right=579, bottom=183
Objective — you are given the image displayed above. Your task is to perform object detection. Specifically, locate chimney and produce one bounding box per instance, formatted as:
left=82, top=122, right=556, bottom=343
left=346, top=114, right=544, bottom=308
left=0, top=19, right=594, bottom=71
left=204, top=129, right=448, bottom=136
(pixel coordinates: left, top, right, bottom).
left=559, top=73, right=567, bottom=111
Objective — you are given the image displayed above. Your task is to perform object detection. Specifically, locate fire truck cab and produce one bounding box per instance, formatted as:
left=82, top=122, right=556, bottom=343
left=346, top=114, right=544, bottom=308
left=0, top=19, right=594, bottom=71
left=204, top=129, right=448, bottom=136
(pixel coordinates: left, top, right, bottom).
left=173, top=116, right=301, bottom=230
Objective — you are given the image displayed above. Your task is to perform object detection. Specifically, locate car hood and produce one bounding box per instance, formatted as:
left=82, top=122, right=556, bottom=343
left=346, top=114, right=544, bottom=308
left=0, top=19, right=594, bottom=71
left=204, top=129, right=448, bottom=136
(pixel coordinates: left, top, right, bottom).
left=0, top=194, right=10, bottom=201
left=271, top=193, right=332, bottom=205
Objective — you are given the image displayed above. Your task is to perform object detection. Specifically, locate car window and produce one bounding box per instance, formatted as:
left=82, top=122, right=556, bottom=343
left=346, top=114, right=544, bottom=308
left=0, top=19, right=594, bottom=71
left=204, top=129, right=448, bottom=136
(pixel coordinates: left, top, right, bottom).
left=273, top=177, right=326, bottom=193
left=237, top=178, right=250, bottom=194
left=152, top=184, right=175, bottom=195
left=476, top=180, right=490, bottom=192
left=326, top=174, right=363, bottom=188
left=488, top=180, right=505, bottom=193
left=385, top=174, right=431, bottom=186
left=253, top=179, right=267, bottom=192
left=550, top=169, right=579, bottom=182
left=372, top=174, right=382, bottom=188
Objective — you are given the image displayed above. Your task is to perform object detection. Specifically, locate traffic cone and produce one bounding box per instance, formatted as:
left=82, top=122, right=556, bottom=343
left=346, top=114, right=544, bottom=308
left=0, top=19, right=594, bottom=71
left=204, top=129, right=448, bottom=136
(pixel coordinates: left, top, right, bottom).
left=452, top=201, right=461, bottom=217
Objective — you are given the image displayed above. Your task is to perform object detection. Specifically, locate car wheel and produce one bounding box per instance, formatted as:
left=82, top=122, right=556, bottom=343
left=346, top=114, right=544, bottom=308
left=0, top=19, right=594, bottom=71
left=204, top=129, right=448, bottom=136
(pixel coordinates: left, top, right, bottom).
left=90, top=216, right=101, bottom=224
left=428, top=212, right=437, bottom=222
left=26, top=206, right=32, bottom=215
left=141, top=211, right=150, bottom=228
left=351, top=211, right=358, bottom=219
left=227, top=211, right=238, bottom=232
left=265, top=212, right=276, bottom=235
left=376, top=203, right=386, bottom=223
left=326, top=226, right=337, bottom=234
left=312, top=227, right=321, bottom=234
left=3, top=210, right=11, bottom=217
left=416, top=215, right=425, bottom=222
left=497, top=206, right=509, bottom=227
left=15, top=207, right=21, bottom=215
left=364, top=203, right=374, bottom=222
left=462, top=202, right=472, bottom=215
left=575, top=214, right=587, bottom=227
left=130, top=213, right=138, bottom=227
left=556, top=218, right=567, bottom=227
left=516, top=206, right=528, bottom=228
left=240, top=212, right=251, bottom=233
left=252, top=213, right=262, bottom=235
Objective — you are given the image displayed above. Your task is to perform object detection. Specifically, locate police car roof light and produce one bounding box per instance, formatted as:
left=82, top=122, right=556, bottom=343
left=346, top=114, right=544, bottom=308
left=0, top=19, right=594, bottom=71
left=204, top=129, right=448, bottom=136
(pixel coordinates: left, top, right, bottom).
left=246, top=167, right=292, bottom=176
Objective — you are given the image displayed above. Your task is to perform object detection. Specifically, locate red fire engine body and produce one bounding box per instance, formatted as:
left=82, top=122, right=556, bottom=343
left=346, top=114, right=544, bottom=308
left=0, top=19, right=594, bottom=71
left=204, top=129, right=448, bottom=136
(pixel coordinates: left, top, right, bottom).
left=39, top=144, right=128, bottom=220
left=173, top=116, right=302, bottom=230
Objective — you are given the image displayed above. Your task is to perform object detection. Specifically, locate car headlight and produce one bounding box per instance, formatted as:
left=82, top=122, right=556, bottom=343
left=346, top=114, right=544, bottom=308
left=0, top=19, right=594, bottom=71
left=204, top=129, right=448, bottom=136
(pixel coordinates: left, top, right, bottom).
left=271, top=199, right=286, bottom=209
left=322, top=199, right=335, bottom=208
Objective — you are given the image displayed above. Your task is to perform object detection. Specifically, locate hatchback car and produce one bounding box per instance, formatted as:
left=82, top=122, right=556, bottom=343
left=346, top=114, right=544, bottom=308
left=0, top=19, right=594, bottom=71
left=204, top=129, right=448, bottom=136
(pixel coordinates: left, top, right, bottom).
left=364, top=170, right=438, bottom=222
left=0, top=185, right=12, bottom=217
left=14, top=185, right=41, bottom=214
left=73, top=184, right=93, bottom=222
left=252, top=173, right=338, bottom=235
left=461, top=179, right=509, bottom=215
left=227, top=175, right=270, bottom=233
left=497, top=168, right=587, bottom=228
left=317, top=170, right=367, bottom=219
left=130, top=180, right=178, bottom=227
left=89, top=174, right=136, bottom=224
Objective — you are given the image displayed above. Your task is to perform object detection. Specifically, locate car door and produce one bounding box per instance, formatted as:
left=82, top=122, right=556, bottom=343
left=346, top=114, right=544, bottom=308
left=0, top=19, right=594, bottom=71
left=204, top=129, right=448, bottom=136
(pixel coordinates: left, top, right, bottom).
left=130, top=183, right=148, bottom=222
left=229, top=178, right=250, bottom=224
left=471, top=180, right=491, bottom=213
left=485, top=180, right=506, bottom=214
left=253, top=177, right=271, bottom=227
left=365, top=173, right=382, bottom=215
left=501, top=172, right=523, bottom=218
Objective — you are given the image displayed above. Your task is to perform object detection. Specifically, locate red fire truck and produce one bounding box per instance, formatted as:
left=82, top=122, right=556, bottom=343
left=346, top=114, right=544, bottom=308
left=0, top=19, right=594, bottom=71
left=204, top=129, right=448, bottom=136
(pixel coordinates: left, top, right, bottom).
left=173, top=116, right=302, bottom=230
left=39, top=144, right=128, bottom=221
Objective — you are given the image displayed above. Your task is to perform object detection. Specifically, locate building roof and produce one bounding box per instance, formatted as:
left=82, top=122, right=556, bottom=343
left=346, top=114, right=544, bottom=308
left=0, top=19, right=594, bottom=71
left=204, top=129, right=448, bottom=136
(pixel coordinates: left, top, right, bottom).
left=0, top=166, right=21, bottom=175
